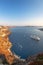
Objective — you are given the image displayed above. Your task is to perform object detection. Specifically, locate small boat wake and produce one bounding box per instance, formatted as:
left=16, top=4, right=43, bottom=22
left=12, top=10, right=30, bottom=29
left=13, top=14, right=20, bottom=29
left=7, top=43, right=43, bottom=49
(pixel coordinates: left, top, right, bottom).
left=17, top=43, right=23, bottom=49
left=14, top=43, right=23, bottom=49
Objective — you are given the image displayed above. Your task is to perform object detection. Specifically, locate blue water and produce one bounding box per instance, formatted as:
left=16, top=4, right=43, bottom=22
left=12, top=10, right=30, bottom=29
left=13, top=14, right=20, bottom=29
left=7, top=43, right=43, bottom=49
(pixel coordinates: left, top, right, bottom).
left=9, top=26, right=43, bottom=59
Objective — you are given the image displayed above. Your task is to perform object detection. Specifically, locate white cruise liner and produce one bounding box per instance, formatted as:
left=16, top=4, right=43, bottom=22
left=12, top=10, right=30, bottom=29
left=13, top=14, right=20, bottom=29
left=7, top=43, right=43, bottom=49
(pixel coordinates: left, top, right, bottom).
left=30, top=35, right=40, bottom=41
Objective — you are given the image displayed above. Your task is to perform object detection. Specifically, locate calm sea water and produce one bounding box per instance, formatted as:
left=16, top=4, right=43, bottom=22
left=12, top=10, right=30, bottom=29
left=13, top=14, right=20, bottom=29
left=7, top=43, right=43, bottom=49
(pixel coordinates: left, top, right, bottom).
left=9, top=26, right=43, bottom=59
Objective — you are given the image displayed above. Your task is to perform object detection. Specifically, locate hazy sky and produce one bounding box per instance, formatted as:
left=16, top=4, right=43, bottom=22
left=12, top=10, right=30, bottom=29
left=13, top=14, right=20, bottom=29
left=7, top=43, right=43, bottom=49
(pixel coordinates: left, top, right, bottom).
left=0, top=0, right=43, bottom=26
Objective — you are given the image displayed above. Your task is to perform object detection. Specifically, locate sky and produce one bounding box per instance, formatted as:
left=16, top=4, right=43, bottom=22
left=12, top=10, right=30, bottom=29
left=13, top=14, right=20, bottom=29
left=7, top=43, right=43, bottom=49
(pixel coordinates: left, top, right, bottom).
left=0, top=0, right=43, bottom=26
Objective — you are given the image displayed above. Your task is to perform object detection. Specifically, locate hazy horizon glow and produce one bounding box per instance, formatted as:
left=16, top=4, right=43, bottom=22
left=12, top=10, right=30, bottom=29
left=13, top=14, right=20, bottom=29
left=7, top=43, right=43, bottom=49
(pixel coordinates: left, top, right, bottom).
left=0, top=0, right=43, bottom=26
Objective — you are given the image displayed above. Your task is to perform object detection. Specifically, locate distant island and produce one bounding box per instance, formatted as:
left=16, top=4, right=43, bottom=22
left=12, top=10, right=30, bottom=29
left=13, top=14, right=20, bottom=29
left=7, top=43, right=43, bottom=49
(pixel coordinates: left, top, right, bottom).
left=6, top=26, right=16, bottom=28
left=0, top=25, right=16, bottom=28
left=39, top=28, right=43, bottom=31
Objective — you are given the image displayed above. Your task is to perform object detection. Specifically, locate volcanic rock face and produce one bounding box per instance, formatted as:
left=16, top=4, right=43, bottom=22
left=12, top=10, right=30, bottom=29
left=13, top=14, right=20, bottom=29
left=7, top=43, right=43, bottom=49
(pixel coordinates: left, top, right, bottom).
left=0, top=26, right=17, bottom=65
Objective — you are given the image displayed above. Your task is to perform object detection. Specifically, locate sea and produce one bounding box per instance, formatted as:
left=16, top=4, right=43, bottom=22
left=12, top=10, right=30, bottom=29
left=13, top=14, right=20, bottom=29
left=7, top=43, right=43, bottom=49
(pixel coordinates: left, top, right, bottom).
left=9, top=26, right=43, bottom=59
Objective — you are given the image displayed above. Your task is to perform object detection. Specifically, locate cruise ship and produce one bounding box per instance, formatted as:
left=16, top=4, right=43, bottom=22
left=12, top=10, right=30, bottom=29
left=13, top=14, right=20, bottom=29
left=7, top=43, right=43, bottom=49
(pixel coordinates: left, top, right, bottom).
left=30, top=35, right=40, bottom=41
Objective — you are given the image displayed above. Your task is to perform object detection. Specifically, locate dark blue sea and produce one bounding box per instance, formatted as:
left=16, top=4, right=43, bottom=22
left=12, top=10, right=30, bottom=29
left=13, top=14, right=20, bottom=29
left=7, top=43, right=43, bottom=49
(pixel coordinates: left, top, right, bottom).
left=9, top=26, right=43, bottom=59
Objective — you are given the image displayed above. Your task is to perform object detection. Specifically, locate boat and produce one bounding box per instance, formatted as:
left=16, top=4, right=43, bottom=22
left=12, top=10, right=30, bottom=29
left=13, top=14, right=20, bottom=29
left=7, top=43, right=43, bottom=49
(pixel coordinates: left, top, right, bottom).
left=30, top=35, right=40, bottom=41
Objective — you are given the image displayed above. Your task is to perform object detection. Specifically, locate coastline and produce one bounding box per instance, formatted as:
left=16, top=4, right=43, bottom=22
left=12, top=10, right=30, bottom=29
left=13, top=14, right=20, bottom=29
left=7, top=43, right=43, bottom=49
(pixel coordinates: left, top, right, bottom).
left=0, top=26, right=43, bottom=65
